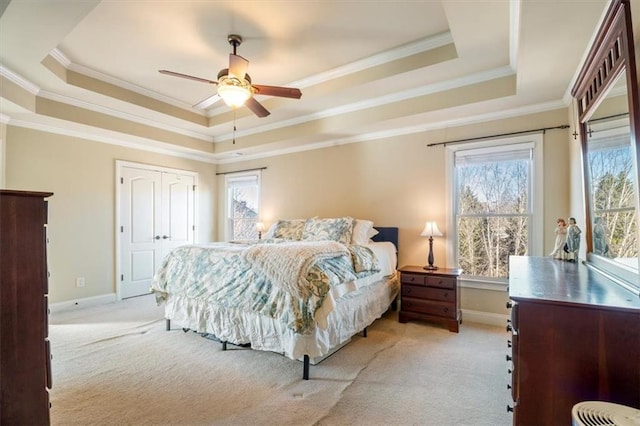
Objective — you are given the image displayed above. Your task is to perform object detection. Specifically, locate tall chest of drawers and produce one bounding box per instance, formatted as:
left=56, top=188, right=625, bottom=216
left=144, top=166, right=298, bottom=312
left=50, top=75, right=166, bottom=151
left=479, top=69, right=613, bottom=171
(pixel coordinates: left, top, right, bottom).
left=507, top=256, right=640, bottom=425
left=0, top=190, right=53, bottom=425
left=398, top=265, right=462, bottom=332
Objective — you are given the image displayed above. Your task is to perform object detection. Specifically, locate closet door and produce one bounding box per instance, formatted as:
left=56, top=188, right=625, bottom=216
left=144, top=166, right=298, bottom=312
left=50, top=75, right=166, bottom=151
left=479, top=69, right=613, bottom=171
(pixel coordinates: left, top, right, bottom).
left=118, top=163, right=197, bottom=299
left=120, top=167, right=163, bottom=299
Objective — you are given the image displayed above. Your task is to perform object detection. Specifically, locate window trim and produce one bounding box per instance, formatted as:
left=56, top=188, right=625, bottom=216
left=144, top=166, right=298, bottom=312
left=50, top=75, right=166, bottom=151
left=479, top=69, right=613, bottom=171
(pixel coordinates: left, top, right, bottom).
left=224, top=170, right=261, bottom=241
left=445, top=133, right=544, bottom=279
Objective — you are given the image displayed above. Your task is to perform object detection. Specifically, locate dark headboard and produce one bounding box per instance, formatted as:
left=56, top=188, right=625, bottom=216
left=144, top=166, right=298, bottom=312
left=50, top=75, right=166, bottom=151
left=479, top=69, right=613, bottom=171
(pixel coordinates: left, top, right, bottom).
left=371, top=226, right=399, bottom=253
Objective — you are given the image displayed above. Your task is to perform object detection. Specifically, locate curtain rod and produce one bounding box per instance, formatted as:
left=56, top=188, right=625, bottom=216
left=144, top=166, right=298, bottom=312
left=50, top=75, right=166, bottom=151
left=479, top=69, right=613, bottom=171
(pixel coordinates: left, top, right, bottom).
left=216, top=166, right=267, bottom=176
left=426, top=124, right=570, bottom=148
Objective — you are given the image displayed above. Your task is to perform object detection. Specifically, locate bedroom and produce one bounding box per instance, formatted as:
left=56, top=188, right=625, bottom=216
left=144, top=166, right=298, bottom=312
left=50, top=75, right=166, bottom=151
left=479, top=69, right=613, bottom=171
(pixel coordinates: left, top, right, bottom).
left=1, top=0, right=639, bottom=424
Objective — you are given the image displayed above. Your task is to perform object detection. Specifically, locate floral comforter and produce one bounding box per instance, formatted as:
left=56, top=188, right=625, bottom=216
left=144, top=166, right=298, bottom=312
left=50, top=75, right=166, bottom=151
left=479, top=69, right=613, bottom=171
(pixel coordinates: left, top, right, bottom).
left=151, top=239, right=380, bottom=334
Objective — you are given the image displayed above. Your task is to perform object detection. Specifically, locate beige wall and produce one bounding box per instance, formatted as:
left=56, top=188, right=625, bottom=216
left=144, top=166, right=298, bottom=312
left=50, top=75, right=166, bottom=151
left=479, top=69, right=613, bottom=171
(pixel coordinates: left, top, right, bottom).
left=5, top=126, right=217, bottom=303
left=6, top=107, right=572, bottom=318
left=218, top=108, right=572, bottom=317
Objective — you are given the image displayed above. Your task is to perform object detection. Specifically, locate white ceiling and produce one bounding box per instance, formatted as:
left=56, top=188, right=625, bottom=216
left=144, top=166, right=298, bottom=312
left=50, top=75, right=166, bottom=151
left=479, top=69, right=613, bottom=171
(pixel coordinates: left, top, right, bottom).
left=0, top=0, right=608, bottom=163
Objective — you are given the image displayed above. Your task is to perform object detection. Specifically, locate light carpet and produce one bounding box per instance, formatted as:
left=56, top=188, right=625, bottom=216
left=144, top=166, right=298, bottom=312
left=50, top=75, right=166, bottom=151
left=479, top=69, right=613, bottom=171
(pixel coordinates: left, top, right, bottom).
left=49, top=295, right=512, bottom=425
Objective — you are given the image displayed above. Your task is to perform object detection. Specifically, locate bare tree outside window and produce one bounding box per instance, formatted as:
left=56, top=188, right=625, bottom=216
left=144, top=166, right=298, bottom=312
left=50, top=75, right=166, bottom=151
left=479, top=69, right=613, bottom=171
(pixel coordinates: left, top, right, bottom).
left=588, top=136, right=638, bottom=261
left=226, top=173, right=260, bottom=240
left=455, top=150, right=531, bottom=278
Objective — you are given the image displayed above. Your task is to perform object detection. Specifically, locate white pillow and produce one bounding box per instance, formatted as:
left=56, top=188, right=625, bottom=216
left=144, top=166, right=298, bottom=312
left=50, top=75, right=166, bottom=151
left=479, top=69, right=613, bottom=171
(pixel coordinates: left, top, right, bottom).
left=263, top=222, right=278, bottom=239
left=351, top=219, right=375, bottom=245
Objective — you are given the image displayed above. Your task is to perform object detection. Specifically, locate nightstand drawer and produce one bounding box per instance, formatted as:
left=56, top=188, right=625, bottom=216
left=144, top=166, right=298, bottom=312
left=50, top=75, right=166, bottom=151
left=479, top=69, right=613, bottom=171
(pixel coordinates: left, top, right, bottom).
left=426, top=276, right=455, bottom=289
left=402, top=284, right=455, bottom=302
left=401, top=273, right=426, bottom=286
left=402, top=297, right=456, bottom=318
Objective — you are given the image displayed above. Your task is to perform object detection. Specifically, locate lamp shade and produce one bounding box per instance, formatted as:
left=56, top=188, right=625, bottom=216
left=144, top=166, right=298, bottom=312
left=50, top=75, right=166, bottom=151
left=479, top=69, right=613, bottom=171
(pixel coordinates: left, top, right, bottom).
left=218, top=81, right=251, bottom=107
left=255, top=222, right=266, bottom=232
left=420, top=221, right=443, bottom=237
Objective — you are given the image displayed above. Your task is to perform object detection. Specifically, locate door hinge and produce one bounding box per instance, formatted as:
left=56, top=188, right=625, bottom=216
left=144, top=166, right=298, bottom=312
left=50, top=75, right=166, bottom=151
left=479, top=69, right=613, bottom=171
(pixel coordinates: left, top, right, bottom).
left=120, top=226, right=124, bottom=233
left=121, top=274, right=124, bottom=281
left=192, top=185, right=196, bottom=191
left=192, top=225, right=195, bottom=231
left=120, top=177, right=123, bottom=184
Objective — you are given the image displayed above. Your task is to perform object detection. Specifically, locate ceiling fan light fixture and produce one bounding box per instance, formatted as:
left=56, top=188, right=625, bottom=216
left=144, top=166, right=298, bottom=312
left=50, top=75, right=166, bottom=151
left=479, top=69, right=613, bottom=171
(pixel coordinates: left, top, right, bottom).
left=217, top=76, right=252, bottom=108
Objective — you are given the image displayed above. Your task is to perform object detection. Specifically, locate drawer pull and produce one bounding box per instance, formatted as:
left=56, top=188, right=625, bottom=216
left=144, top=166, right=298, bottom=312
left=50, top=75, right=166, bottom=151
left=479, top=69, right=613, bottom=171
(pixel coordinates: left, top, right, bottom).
left=507, top=405, right=514, bottom=413
left=506, top=355, right=512, bottom=362
left=406, top=288, right=412, bottom=294
left=443, top=307, right=449, bottom=313
left=507, top=340, right=512, bottom=348
left=443, top=292, right=448, bottom=297
left=409, top=276, right=416, bottom=282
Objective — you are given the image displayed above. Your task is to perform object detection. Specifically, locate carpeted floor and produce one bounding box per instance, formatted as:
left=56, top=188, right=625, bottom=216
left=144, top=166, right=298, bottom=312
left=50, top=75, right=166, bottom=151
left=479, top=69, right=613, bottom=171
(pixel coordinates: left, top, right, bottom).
left=49, top=295, right=512, bottom=425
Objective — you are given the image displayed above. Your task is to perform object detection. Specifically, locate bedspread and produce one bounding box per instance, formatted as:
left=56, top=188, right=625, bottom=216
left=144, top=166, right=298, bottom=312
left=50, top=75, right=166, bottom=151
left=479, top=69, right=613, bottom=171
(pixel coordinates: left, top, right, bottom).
left=151, top=240, right=380, bottom=334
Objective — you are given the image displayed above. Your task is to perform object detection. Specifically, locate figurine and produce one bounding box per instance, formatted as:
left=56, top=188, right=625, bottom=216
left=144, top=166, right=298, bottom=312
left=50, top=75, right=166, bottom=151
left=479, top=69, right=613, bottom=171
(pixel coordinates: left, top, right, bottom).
left=565, top=217, right=581, bottom=262
left=593, top=216, right=610, bottom=257
left=549, top=218, right=567, bottom=260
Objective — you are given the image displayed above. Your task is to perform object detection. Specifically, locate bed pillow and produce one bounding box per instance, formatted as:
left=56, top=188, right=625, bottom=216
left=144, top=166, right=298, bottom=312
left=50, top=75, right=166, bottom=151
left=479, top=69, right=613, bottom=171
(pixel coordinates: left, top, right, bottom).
left=301, top=217, right=354, bottom=244
left=351, top=219, right=376, bottom=245
left=263, top=222, right=278, bottom=239
left=272, top=219, right=306, bottom=240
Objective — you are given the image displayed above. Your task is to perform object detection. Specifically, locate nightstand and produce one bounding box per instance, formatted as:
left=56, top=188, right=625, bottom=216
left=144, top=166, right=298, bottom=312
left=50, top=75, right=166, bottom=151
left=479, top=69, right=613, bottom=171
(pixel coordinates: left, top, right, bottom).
left=398, top=265, right=462, bottom=332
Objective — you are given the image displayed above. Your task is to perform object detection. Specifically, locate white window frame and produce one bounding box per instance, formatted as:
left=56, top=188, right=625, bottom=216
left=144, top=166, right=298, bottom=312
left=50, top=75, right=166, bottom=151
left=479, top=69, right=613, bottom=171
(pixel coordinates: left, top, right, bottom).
left=225, top=171, right=261, bottom=241
left=445, top=133, right=544, bottom=287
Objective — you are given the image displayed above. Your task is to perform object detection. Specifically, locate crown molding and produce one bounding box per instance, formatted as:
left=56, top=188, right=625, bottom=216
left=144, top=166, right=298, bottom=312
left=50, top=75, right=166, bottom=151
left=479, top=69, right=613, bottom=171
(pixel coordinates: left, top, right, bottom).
left=0, top=65, right=40, bottom=95
left=218, top=65, right=515, bottom=142
left=49, top=48, right=202, bottom=113
left=38, top=90, right=213, bottom=142
left=5, top=116, right=219, bottom=164
left=217, top=99, right=567, bottom=164
left=509, top=0, right=521, bottom=71
left=290, top=31, right=454, bottom=89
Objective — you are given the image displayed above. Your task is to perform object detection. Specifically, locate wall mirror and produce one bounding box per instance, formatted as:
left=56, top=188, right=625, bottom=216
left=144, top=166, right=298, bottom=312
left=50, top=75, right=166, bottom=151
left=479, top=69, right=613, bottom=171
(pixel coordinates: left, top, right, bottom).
left=572, top=0, right=640, bottom=292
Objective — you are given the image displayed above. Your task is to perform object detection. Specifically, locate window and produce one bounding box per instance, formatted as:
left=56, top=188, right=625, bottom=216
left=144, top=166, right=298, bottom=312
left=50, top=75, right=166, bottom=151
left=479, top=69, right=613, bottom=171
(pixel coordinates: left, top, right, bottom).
left=448, top=135, right=543, bottom=280
left=226, top=171, right=261, bottom=240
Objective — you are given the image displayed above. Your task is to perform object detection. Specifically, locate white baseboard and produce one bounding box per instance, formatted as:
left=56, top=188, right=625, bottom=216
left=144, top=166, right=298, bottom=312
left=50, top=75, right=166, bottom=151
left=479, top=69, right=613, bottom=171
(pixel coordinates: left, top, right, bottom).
left=461, top=309, right=509, bottom=328
left=49, top=293, right=117, bottom=314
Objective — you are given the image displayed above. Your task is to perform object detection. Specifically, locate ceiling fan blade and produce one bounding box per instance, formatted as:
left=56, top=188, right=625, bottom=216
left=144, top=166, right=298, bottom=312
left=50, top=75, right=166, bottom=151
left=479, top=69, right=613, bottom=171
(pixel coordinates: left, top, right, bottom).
left=252, top=84, right=302, bottom=99
left=245, top=97, right=270, bottom=118
left=159, top=70, right=218, bottom=85
left=228, top=54, right=249, bottom=80
left=192, top=93, right=221, bottom=110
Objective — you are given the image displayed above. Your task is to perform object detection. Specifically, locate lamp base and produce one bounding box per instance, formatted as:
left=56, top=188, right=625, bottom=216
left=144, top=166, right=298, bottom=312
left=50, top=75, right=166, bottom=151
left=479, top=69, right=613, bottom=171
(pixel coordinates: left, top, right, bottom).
left=423, top=265, right=439, bottom=271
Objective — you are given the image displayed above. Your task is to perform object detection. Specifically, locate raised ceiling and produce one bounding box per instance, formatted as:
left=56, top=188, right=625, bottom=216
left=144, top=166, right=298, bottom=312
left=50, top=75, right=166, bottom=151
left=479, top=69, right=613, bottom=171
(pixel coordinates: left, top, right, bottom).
left=0, top=0, right=608, bottom=163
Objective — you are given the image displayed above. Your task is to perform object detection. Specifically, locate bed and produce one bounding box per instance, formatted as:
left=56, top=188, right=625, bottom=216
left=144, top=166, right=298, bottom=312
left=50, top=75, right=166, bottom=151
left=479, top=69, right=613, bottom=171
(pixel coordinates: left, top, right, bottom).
left=151, top=217, right=399, bottom=379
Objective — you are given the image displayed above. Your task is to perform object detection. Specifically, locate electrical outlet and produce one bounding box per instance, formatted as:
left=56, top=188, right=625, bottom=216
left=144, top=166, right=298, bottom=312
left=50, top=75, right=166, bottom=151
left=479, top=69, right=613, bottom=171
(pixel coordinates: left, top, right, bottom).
left=75, top=277, right=85, bottom=288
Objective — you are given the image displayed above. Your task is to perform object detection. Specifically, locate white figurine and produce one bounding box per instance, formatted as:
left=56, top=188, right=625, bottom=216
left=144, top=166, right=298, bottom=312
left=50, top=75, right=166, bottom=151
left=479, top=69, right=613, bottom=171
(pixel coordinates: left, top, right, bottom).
left=549, top=218, right=568, bottom=260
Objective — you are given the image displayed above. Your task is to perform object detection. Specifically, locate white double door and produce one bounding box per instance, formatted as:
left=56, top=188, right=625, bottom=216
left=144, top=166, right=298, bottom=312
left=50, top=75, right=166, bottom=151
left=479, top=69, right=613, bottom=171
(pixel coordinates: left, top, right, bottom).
left=118, top=162, right=196, bottom=299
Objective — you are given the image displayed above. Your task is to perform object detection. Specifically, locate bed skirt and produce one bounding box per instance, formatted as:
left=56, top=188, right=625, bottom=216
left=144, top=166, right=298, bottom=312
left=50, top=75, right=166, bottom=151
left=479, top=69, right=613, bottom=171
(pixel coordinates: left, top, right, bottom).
left=164, top=272, right=399, bottom=361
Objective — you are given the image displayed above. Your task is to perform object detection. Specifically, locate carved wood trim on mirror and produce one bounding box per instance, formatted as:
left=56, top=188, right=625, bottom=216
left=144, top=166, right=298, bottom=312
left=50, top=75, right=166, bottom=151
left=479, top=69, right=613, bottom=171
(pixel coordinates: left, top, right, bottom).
left=571, top=0, right=640, bottom=292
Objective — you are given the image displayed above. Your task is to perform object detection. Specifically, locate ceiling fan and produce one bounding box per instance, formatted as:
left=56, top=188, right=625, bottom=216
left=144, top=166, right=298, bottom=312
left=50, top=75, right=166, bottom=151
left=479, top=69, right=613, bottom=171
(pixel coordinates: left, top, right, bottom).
left=159, top=34, right=302, bottom=117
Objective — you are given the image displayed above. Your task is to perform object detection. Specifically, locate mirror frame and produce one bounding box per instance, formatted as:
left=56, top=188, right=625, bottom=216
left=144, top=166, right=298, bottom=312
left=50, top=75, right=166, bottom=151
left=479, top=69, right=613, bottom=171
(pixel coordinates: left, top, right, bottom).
left=572, top=0, right=640, bottom=289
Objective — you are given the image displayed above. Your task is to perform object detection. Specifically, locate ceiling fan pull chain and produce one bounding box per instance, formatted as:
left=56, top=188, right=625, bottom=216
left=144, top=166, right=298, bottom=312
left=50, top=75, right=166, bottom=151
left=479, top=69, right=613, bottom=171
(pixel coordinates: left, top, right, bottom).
left=233, top=110, right=237, bottom=144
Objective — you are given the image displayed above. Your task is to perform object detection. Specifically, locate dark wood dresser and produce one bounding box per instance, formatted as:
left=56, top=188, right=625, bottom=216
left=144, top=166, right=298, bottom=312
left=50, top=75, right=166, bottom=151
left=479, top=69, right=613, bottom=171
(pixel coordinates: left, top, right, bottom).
left=398, top=265, right=462, bottom=332
left=507, top=256, right=640, bottom=426
left=1, top=190, right=53, bottom=425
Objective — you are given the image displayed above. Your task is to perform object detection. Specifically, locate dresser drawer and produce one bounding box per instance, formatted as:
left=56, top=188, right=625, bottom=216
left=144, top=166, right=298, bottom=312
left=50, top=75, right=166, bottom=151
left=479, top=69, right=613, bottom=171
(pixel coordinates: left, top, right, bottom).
left=402, top=297, right=456, bottom=318
left=401, top=273, right=426, bottom=286
left=426, top=276, right=455, bottom=289
left=402, top=284, right=455, bottom=302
